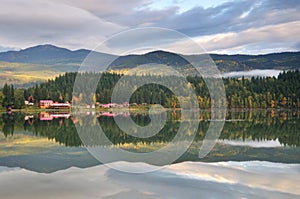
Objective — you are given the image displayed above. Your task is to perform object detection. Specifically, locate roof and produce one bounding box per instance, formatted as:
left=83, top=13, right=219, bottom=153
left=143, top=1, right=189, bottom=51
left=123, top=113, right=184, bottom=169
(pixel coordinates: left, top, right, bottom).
left=39, top=100, right=53, bottom=103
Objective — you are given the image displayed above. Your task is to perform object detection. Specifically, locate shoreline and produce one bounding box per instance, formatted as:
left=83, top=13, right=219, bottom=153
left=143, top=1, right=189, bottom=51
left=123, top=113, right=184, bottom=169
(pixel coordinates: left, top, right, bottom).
left=1, top=107, right=299, bottom=114
left=3, top=107, right=300, bottom=112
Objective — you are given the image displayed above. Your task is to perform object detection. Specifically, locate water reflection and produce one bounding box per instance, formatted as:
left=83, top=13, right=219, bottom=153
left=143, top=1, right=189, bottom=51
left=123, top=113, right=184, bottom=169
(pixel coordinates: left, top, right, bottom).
left=1, top=110, right=300, bottom=163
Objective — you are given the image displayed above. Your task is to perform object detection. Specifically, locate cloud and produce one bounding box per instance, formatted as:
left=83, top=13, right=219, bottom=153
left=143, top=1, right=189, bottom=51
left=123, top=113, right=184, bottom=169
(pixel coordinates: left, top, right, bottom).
left=0, top=45, right=19, bottom=52
left=0, top=0, right=126, bottom=50
left=58, top=0, right=180, bottom=27
left=196, top=21, right=300, bottom=54
left=294, top=42, right=300, bottom=51
left=57, top=0, right=153, bottom=18
left=0, top=161, right=300, bottom=198
left=154, top=0, right=300, bottom=37
left=55, top=0, right=300, bottom=54
left=0, top=0, right=299, bottom=54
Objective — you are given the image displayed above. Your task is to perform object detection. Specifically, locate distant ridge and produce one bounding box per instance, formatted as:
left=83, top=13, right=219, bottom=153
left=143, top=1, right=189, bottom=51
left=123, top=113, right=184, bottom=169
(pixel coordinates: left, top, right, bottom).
left=0, top=44, right=299, bottom=72
left=0, top=44, right=114, bottom=65
left=109, top=50, right=300, bottom=72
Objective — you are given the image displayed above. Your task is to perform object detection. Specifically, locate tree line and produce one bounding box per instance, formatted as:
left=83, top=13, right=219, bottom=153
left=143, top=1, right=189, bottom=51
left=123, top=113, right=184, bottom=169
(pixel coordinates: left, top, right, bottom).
left=0, top=70, right=299, bottom=109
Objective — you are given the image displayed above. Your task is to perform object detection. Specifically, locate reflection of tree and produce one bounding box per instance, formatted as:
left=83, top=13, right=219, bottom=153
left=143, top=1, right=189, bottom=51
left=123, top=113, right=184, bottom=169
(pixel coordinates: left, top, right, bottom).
left=0, top=111, right=299, bottom=147
left=1, top=113, right=15, bottom=137
left=219, top=111, right=300, bottom=147
left=97, top=113, right=181, bottom=146
left=30, top=118, right=82, bottom=147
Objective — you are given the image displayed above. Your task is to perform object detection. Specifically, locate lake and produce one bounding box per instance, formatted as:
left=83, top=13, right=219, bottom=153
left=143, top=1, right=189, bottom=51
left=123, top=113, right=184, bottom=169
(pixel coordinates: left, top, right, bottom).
left=0, top=109, right=299, bottom=173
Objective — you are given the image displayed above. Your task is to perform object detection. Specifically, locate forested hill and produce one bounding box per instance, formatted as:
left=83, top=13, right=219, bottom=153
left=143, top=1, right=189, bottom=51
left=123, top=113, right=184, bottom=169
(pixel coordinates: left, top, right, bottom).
left=0, top=45, right=299, bottom=72
left=109, top=51, right=300, bottom=72
left=7, top=70, right=296, bottom=109
left=209, top=52, right=300, bottom=72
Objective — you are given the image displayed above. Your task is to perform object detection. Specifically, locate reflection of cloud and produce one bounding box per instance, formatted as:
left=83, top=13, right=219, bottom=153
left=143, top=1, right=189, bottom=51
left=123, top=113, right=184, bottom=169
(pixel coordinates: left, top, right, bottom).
left=219, top=139, right=282, bottom=148
left=0, top=161, right=299, bottom=198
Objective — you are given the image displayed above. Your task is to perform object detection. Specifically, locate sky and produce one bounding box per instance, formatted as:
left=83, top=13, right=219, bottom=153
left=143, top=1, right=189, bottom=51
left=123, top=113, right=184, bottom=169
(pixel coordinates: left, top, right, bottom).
left=0, top=0, right=299, bottom=54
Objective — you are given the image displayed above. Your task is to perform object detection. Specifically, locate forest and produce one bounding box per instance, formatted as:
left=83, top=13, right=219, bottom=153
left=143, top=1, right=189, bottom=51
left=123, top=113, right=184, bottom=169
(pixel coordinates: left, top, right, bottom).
left=0, top=70, right=299, bottom=109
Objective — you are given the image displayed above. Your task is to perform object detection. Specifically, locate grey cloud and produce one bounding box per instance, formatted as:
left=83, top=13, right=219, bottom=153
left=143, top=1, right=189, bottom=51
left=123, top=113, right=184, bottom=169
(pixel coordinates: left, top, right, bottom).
left=72, top=0, right=300, bottom=40
left=0, top=0, right=126, bottom=50
left=0, top=0, right=299, bottom=54
left=162, top=1, right=253, bottom=36
left=103, top=27, right=188, bottom=54
left=197, top=21, right=300, bottom=54
left=155, top=0, right=300, bottom=37
left=58, top=0, right=154, bottom=18
left=294, top=42, right=300, bottom=50
left=0, top=45, right=19, bottom=52
left=59, top=0, right=180, bottom=27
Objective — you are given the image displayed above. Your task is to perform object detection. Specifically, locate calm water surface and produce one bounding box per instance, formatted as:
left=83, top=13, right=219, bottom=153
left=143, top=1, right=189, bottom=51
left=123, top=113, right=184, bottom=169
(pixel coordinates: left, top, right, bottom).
left=0, top=110, right=299, bottom=173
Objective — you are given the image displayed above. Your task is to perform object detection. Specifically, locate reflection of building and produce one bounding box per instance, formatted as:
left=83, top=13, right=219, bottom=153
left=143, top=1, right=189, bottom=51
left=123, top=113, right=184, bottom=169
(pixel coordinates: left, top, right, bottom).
left=39, top=112, right=71, bottom=121
left=24, top=115, right=34, bottom=130
left=100, top=112, right=129, bottom=117
left=39, top=112, right=53, bottom=120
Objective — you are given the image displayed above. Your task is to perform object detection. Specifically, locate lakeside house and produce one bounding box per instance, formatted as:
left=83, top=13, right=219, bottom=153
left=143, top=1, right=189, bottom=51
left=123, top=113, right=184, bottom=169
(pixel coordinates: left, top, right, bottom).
left=39, top=100, right=54, bottom=108
left=100, top=102, right=129, bottom=109
left=24, top=101, right=34, bottom=106
left=100, top=103, right=119, bottom=109
left=39, top=100, right=70, bottom=109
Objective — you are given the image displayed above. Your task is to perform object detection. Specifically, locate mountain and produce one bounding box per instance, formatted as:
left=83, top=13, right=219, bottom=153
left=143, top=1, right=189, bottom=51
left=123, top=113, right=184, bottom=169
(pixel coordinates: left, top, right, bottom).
left=109, top=50, right=190, bottom=69
left=209, top=52, right=300, bottom=72
left=109, top=51, right=300, bottom=72
left=0, top=44, right=117, bottom=87
left=0, top=44, right=299, bottom=87
left=0, top=44, right=115, bottom=65
left=0, top=44, right=299, bottom=71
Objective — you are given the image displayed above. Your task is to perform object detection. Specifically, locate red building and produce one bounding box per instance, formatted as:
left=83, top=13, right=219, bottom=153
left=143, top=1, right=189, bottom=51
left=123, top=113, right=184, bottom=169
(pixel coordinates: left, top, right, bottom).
left=39, top=100, right=54, bottom=108
left=39, top=100, right=71, bottom=109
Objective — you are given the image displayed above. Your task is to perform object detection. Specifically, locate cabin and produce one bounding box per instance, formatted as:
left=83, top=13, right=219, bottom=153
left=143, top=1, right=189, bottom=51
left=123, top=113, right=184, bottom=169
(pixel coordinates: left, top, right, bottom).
left=25, top=101, right=34, bottom=106
left=39, top=100, right=54, bottom=108
left=39, top=100, right=71, bottom=109
left=100, top=103, right=119, bottom=108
